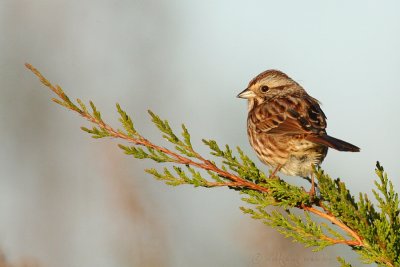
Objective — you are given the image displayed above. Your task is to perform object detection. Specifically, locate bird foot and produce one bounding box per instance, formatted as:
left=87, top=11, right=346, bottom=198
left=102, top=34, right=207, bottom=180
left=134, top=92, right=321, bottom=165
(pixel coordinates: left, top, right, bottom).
left=300, top=185, right=319, bottom=200
left=303, top=185, right=320, bottom=200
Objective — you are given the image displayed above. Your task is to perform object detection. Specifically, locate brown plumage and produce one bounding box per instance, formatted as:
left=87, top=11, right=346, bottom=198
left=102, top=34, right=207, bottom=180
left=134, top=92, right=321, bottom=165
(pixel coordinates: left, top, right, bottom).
left=238, top=70, right=359, bottom=181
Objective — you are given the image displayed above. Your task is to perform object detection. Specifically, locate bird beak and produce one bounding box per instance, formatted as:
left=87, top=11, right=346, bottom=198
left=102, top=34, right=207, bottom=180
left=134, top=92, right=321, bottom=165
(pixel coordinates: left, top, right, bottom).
left=237, top=88, right=255, bottom=99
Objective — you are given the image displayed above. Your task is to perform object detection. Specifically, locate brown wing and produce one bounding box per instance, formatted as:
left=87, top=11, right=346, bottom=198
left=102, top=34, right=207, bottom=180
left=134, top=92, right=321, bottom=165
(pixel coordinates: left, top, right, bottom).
left=249, top=94, right=327, bottom=136
left=248, top=95, right=360, bottom=152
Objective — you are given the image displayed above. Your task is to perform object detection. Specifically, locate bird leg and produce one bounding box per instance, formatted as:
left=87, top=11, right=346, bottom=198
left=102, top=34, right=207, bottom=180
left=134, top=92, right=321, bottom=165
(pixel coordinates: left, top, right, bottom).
left=308, top=172, right=316, bottom=197
left=269, top=164, right=282, bottom=179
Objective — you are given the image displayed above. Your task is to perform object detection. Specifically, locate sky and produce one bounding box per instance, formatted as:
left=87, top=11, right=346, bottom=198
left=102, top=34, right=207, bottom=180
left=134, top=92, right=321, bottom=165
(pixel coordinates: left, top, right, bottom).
left=1, top=1, right=399, bottom=266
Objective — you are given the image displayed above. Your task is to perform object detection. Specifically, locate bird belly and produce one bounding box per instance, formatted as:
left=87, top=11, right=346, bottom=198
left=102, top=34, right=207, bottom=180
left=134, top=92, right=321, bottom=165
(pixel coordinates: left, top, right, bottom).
left=248, top=133, right=327, bottom=177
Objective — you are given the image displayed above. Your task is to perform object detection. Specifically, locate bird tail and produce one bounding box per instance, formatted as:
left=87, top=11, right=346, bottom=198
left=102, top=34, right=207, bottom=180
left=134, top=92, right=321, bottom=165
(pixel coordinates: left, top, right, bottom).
left=306, top=135, right=360, bottom=152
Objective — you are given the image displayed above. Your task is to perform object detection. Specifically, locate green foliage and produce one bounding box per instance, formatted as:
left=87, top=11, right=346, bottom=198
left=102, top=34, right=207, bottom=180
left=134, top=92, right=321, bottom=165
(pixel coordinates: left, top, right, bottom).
left=148, top=110, right=197, bottom=158
left=75, top=100, right=400, bottom=266
left=146, top=166, right=208, bottom=187
left=118, top=144, right=174, bottom=162
left=26, top=64, right=400, bottom=267
left=116, top=103, right=137, bottom=137
left=337, top=257, right=354, bottom=267
left=202, top=140, right=266, bottom=183
left=314, top=165, right=399, bottom=266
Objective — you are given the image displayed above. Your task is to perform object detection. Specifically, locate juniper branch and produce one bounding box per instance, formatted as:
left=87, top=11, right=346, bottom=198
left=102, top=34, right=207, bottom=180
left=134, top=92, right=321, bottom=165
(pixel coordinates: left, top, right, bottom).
left=26, top=63, right=399, bottom=267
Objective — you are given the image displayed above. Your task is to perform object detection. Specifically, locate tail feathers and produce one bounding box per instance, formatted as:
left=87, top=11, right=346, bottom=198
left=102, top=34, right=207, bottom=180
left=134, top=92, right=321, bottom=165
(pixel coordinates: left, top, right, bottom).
left=306, top=135, right=360, bottom=152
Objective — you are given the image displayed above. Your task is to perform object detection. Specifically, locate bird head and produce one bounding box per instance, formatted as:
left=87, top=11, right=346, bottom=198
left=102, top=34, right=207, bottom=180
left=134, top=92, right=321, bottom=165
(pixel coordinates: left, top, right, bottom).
left=237, top=70, right=303, bottom=103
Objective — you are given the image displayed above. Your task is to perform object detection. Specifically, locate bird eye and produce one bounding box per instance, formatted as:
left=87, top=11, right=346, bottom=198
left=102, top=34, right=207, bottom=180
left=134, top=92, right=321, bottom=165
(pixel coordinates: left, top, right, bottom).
left=260, top=85, right=269, bottom=93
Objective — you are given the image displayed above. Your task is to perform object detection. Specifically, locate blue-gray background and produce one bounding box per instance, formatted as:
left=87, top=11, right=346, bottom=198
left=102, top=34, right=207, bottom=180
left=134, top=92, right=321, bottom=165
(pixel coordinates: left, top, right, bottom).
left=1, top=1, right=399, bottom=266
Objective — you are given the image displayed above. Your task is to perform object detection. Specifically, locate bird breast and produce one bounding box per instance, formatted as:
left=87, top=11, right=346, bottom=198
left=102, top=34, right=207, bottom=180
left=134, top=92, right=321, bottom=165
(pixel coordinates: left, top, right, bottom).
left=247, top=128, right=328, bottom=177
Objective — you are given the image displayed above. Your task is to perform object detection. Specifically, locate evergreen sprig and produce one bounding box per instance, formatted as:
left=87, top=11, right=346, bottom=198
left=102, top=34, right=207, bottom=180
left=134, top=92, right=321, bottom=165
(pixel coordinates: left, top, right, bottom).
left=26, top=63, right=399, bottom=267
left=338, top=257, right=354, bottom=267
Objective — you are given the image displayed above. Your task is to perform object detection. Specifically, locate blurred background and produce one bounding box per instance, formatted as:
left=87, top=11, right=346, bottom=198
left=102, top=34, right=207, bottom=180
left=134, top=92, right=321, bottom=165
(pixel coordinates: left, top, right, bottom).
left=1, top=0, right=399, bottom=266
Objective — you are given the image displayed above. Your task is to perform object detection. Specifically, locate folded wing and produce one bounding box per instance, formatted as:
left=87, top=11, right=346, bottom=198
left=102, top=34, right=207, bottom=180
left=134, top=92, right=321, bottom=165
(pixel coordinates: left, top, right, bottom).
left=249, top=94, right=360, bottom=152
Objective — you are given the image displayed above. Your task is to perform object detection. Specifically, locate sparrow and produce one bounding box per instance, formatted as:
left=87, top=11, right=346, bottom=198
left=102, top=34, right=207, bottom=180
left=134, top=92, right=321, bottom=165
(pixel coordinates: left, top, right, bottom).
left=237, top=70, right=360, bottom=194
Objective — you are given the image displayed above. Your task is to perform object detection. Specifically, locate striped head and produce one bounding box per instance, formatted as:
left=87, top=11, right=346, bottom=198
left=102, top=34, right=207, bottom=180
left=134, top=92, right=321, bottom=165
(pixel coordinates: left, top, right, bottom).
left=237, top=70, right=305, bottom=108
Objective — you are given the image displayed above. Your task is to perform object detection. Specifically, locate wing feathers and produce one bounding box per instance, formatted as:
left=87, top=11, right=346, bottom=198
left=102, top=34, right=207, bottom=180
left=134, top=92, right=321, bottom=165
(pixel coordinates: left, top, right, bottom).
left=248, top=94, right=360, bottom=152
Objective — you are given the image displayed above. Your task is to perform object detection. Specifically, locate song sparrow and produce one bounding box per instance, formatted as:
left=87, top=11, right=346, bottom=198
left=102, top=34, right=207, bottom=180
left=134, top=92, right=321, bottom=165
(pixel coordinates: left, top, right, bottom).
left=237, top=70, right=359, bottom=194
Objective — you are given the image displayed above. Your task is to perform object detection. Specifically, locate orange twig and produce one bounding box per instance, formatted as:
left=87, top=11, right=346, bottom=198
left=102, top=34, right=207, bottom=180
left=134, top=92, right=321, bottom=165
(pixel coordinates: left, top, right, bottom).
left=301, top=204, right=363, bottom=246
